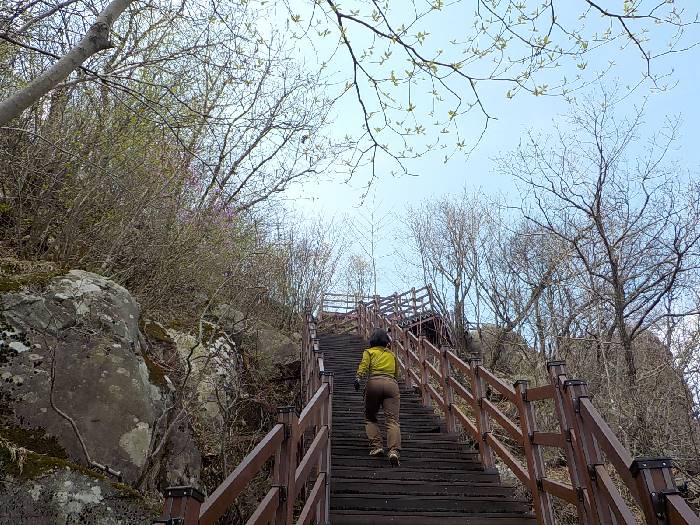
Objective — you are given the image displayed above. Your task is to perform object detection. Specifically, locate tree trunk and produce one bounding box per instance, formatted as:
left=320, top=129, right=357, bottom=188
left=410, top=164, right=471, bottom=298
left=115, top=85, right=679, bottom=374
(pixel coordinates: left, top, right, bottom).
left=0, top=0, right=134, bottom=126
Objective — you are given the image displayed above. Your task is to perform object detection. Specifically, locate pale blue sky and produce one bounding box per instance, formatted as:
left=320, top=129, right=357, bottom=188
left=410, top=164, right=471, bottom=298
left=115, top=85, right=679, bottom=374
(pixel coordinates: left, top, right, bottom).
left=283, top=2, right=700, bottom=295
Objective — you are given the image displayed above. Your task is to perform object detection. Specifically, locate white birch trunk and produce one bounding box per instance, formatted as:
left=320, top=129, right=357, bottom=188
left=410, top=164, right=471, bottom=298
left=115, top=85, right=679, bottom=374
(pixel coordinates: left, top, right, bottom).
left=0, top=0, right=133, bottom=126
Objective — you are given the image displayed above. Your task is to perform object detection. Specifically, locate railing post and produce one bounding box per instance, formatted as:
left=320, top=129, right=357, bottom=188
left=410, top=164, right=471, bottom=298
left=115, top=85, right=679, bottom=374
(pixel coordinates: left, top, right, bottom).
left=441, top=348, right=456, bottom=433
left=514, top=379, right=555, bottom=525
left=312, top=340, right=321, bottom=395
left=563, top=379, right=615, bottom=525
left=273, top=407, right=298, bottom=525
left=632, top=457, right=682, bottom=524
left=319, top=371, right=334, bottom=524
left=547, top=361, right=594, bottom=525
left=358, top=303, right=363, bottom=335
left=155, top=486, right=204, bottom=525
left=411, top=287, right=417, bottom=317
left=403, top=334, right=414, bottom=390
left=467, top=356, right=495, bottom=470
left=301, top=316, right=308, bottom=402
left=418, top=336, right=431, bottom=407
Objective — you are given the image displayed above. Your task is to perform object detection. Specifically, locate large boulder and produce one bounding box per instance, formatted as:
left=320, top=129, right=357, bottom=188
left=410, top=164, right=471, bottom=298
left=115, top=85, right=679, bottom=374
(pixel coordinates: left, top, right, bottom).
left=0, top=462, right=153, bottom=524
left=167, top=329, right=238, bottom=426
left=254, top=325, right=299, bottom=368
left=0, top=270, right=200, bottom=489
left=211, top=303, right=246, bottom=334
left=468, top=325, right=529, bottom=373
left=210, top=303, right=299, bottom=368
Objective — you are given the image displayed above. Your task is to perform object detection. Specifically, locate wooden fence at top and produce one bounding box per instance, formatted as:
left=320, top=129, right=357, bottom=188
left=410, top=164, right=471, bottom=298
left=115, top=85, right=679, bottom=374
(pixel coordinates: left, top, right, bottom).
left=154, top=313, right=332, bottom=525
left=356, top=292, right=700, bottom=525
left=319, top=285, right=451, bottom=343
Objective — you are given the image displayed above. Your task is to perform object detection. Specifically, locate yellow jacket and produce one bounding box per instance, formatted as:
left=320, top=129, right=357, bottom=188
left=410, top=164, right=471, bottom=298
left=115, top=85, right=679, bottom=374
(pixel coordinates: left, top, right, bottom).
left=356, top=346, right=398, bottom=380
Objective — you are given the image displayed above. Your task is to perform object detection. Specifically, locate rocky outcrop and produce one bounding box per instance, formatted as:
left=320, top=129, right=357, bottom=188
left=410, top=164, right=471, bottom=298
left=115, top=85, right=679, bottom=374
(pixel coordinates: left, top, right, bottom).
left=0, top=263, right=303, bottom=523
left=210, top=304, right=300, bottom=369
left=211, top=303, right=246, bottom=334
left=0, top=465, right=152, bottom=525
left=254, top=324, right=299, bottom=368
left=167, top=329, right=238, bottom=425
left=0, top=270, right=200, bottom=491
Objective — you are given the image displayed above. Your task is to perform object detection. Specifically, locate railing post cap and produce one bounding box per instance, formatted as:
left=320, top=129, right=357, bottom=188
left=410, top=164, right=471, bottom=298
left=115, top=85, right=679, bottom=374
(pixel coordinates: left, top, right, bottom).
left=562, top=379, right=587, bottom=390
left=320, top=370, right=334, bottom=377
left=546, top=360, right=566, bottom=369
left=277, top=405, right=296, bottom=414
left=466, top=356, right=482, bottom=363
left=163, top=485, right=205, bottom=503
left=630, top=457, right=674, bottom=475
left=513, top=379, right=529, bottom=387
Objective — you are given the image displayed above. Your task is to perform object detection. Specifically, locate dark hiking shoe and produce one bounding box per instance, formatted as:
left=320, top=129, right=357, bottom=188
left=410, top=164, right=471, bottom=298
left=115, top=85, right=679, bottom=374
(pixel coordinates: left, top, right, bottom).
left=388, top=449, right=400, bottom=466
left=369, top=447, right=385, bottom=457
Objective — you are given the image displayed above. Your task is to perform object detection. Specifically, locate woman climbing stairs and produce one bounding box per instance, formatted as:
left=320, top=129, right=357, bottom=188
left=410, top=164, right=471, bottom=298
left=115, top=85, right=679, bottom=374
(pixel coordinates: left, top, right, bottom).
left=321, top=332, right=537, bottom=525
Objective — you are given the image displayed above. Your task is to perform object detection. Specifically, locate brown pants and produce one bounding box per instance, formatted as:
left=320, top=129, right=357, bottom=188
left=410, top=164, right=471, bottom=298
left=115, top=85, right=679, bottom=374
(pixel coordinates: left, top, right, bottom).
left=364, top=376, right=401, bottom=451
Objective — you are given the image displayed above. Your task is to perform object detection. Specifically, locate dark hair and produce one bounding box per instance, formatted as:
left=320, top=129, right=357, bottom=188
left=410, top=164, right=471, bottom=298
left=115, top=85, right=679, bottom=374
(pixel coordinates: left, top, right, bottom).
left=369, top=328, right=390, bottom=348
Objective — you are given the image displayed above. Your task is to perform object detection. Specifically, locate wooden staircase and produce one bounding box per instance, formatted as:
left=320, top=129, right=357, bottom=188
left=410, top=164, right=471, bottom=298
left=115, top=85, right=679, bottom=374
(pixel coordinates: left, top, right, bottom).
left=321, top=332, right=537, bottom=525
left=155, top=295, right=700, bottom=525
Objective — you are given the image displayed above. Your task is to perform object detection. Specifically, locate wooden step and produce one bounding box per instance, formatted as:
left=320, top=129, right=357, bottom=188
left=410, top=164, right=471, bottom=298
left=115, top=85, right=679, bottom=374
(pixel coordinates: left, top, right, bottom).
left=333, top=466, right=500, bottom=482
left=329, top=510, right=537, bottom=525
left=332, top=436, right=465, bottom=450
left=332, top=445, right=479, bottom=460
left=332, top=478, right=514, bottom=496
left=331, top=493, right=531, bottom=513
left=332, top=455, right=484, bottom=470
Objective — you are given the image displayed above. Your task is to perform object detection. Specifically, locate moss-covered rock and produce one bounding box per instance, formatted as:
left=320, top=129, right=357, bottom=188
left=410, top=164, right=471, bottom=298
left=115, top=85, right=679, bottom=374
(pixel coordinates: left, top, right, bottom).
left=0, top=257, right=64, bottom=293
left=0, top=443, right=153, bottom=524
left=0, top=426, right=67, bottom=459
left=0, top=269, right=200, bottom=490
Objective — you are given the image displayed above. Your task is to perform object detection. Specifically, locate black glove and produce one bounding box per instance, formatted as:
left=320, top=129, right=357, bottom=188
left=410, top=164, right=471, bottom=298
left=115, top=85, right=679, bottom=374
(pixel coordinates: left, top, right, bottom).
left=353, top=378, right=360, bottom=391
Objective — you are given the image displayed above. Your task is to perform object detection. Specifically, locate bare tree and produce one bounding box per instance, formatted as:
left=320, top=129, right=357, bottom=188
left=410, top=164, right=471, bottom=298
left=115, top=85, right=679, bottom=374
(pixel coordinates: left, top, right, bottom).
left=344, top=254, right=373, bottom=303
left=500, top=93, right=700, bottom=381
left=406, top=191, right=494, bottom=351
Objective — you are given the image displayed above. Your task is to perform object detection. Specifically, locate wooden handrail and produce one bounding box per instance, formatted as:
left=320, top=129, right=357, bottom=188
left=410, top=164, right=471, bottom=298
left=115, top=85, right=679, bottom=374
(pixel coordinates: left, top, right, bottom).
left=452, top=404, right=478, bottom=439
left=486, top=433, right=529, bottom=486
left=158, top=313, right=333, bottom=525
left=593, top=465, right=637, bottom=525
left=294, top=426, right=329, bottom=493
left=523, top=384, right=554, bottom=401
left=668, top=495, right=700, bottom=525
left=426, top=383, right=445, bottom=409
left=426, top=360, right=441, bottom=382
left=540, top=478, right=577, bottom=505
left=297, top=384, right=329, bottom=435
left=579, top=397, right=635, bottom=489
left=161, top=287, right=699, bottom=525
left=476, top=365, right=517, bottom=404
left=198, top=424, right=284, bottom=525
left=482, top=398, right=523, bottom=444
left=447, top=350, right=471, bottom=375
left=531, top=431, right=565, bottom=448
left=244, top=487, right=280, bottom=525
left=423, top=339, right=442, bottom=359
left=448, top=376, right=475, bottom=406
left=352, top=285, right=700, bottom=525
left=295, top=473, right=326, bottom=525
